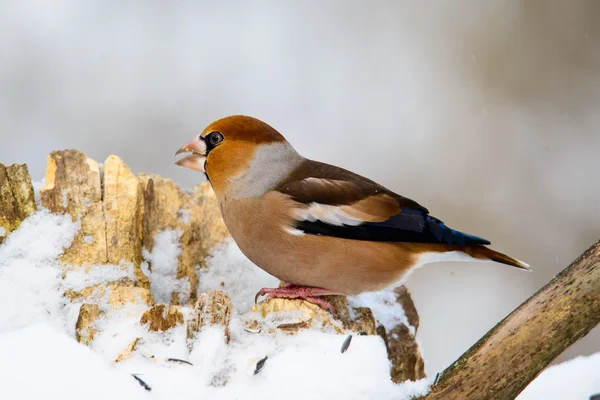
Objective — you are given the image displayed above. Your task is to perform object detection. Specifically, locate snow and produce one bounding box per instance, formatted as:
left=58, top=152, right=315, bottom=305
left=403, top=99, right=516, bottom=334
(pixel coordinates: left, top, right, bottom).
left=0, top=208, right=431, bottom=399
left=62, top=263, right=132, bottom=291
left=0, top=323, right=147, bottom=400
left=31, top=178, right=44, bottom=208
left=2, top=198, right=593, bottom=400
left=0, top=210, right=79, bottom=332
left=0, top=226, right=6, bottom=237
left=350, top=290, right=414, bottom=333
left=518, top=352, right=600, bottom=400
left=142, top=229, right=190, bottom=304
left=199, top=238, right=279, bottom=312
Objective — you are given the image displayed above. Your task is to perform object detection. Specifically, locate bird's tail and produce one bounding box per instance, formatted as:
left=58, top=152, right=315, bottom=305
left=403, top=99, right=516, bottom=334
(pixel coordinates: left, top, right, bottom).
left=462, top=245, right=531, bottom=271
left=409, top=243, right=530, bottom=271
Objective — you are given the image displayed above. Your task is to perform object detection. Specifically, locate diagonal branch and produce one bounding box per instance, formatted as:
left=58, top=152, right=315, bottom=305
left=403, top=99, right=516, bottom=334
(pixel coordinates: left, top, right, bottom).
left=422, top=239, right=600, bottom=400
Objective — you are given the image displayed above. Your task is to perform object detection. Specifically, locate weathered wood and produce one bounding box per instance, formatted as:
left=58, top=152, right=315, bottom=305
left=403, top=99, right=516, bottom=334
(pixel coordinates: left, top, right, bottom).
left=40, top=150, right=107, bottom=265
left=396, top=285, right=419, bottom=331
left=383, top=286, right=426, bottom=383
left=140, top=304, right=184, bottom=332
left=103, top=155, right=148, bottom=288
left=187, top=290, right=232, bottom=347
left=0, top=163, right=36, bottom=243
left=65, top=277, right=153, bottom=308
left=139, top=175, right=229, bottom=304
left=75, top=303, right=101, bottom=345
left=6, top=164, right=36, bottom=218
left=38, top=151, right=227, bottom=305
left=322, top=294, right=378, bottom=335
left=423, top=239, right=600, bottom=400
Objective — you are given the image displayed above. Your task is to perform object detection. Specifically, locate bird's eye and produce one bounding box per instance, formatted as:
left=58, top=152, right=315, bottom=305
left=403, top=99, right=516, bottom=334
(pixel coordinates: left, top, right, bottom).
left=208, top=132, right=224, bottom=146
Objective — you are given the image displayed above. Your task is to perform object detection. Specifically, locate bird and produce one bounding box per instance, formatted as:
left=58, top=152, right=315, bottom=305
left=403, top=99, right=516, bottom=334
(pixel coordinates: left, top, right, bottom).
left=175, top=115, right=529, bottom=311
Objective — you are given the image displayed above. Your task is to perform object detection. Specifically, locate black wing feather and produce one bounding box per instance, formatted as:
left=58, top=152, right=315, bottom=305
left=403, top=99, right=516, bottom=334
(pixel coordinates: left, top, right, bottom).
left=295, top=209, right=490, bottom=246
left=280, top=159, right=490, bottom=246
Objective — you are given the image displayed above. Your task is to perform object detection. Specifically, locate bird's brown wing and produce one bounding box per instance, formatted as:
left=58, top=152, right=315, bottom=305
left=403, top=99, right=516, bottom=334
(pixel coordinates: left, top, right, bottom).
left=275, top=160, right=490, bottom=246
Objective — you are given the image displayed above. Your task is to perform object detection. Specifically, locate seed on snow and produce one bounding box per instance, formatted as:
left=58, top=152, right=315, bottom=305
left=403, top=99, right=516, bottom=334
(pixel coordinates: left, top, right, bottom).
left=139, top=347, right=154, bottom=359
left=244, top=326, right=261, bottom=334
left=277, top=321, right=309, bottom=331
left=246, top=356, right=268, bottom=376
left=132, top=374, right=151, bottom=391
left=165, top=358, right=194, bottom=366
left=340, top=334, right=352, bottom=353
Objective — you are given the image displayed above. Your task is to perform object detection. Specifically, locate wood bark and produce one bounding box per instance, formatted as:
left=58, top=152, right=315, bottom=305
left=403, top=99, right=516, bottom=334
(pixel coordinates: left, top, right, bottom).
left=384, top=286, right=426, bottom=383
left=423, top=239, right=600, bottom=400
left=0, top=163, right=36, bottom=243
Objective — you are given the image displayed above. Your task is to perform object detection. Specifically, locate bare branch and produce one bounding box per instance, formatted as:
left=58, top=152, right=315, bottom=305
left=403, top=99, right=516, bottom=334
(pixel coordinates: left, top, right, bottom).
left=422, top=240, right=600, bottom=400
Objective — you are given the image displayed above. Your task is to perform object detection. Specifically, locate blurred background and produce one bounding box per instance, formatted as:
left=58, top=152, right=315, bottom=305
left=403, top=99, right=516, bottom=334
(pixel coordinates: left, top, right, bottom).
left=1, top=0, right=599, bottom=376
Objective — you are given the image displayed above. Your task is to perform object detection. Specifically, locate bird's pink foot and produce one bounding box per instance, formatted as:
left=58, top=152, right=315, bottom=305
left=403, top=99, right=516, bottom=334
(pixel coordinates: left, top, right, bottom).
left=255, top=284, right=339, bottom=313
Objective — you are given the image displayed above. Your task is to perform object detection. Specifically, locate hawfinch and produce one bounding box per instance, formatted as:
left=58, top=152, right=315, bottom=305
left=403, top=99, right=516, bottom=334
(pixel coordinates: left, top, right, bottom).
left=176, top=115, right=529, bottom=311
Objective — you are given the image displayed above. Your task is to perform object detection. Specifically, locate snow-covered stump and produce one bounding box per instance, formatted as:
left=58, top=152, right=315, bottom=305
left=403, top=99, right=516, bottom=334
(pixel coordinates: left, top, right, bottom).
left=0, top=150, right=430, bottom=398
left=139, top=174, right=229, bottom=305
left=36, top=149, right=229, bottom=308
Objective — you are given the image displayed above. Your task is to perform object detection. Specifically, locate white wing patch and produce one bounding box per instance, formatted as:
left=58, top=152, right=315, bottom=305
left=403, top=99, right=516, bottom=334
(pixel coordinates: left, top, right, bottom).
left=286, top=177, right=399, bottom=230
left=283, top=226, right=305, bottom=237
left=293, top=203, right=365, bottom=227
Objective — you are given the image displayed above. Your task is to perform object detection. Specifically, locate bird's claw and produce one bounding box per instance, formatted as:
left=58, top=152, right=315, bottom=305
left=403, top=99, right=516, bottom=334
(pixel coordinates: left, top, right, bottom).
left=253, top=285, right=336, bottom=313
left=254, top=289, right=266, bottom=304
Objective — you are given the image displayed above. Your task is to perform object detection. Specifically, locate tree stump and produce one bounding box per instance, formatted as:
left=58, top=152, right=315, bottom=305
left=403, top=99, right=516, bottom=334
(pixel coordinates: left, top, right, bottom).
left=1, top=150, right=427, bottom=387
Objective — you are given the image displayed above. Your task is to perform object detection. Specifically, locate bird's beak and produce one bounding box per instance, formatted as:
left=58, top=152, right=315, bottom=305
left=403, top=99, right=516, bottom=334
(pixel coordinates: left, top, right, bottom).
left=175, top=136, right=207, bottom=173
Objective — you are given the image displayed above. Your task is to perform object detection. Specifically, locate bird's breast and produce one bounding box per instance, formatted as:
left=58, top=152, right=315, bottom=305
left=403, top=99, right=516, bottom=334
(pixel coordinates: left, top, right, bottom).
left=219, top=195, right=418, bottom=295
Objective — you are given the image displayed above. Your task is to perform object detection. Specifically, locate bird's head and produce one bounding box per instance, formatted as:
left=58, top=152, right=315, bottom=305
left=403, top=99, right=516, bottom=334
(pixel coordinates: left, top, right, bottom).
left=175, top=115, right=302, bottom=198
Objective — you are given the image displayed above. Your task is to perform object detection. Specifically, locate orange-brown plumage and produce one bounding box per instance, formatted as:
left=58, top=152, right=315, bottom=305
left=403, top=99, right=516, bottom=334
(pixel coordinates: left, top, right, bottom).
left=175, top=115, right=529, bottom=306
left=202, top=115, right=286, bottom=145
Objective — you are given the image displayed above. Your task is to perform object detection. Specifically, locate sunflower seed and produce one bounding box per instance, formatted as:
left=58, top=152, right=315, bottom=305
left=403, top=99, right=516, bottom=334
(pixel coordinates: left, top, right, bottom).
left=246, top=355, right=268, bottom=376
left=254, top=356, right=268, bottom=375
left=433, top=372, right=441, bottom=386
left=244, top=326, right=261, bottom=334
left=132, top=374, right=151, bottom=391
left=341, top=334, right=353, bottom=353
left=139, top=347, right=154, bottom=359
left=277, top=321, right=309, bottom=332
left=165, top=358, right=193, bottom=366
